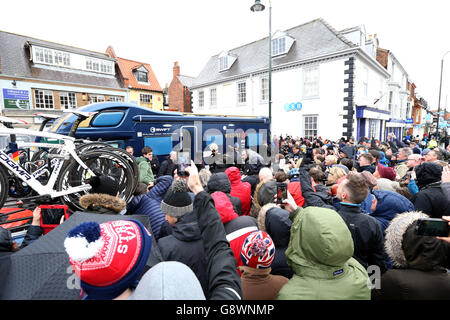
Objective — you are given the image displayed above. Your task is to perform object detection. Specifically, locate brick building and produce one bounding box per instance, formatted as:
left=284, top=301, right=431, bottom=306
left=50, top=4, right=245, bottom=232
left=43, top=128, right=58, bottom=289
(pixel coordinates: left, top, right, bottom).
left=167, top=61, right=194, bottom=112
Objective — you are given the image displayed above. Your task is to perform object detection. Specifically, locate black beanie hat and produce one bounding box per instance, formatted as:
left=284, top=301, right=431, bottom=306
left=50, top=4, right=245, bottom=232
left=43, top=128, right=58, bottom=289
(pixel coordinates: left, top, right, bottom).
left=88, top=175, right=120, bottom=197
left=160, top=180, right=193, bottom=217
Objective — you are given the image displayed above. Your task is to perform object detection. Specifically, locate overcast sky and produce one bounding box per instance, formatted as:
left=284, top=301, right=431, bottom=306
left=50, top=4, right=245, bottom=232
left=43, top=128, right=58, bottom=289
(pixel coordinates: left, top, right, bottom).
left=1, top=0, right=449, bottom=111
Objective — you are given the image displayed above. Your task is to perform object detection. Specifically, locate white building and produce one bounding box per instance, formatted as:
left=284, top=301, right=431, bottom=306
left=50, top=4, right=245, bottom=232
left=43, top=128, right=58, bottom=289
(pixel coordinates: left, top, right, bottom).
left=191, top=18, right=390, bottom=141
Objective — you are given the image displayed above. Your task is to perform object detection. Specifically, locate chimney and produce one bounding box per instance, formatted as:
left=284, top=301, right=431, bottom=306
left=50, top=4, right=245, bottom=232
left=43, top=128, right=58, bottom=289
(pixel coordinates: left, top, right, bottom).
left=173, top=61, right=180, bottom=78
left=106, top=45, right=117, bottom=58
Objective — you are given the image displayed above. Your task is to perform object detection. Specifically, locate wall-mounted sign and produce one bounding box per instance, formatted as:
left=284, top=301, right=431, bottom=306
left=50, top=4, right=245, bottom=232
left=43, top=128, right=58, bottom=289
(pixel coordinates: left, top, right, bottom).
left=2, top=89, right=30, bottom=109
left=284, top=102, right=302, bottom=111
left=405, top=118, right=413, bottom=124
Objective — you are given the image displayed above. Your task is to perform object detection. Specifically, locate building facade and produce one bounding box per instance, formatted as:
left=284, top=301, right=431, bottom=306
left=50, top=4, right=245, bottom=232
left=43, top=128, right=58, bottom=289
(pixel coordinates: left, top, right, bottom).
left=0, top=31, right=127, bottom=127
left=106, top=46, right=164, bottom=111
left=190, top=18, right=390, bottom=141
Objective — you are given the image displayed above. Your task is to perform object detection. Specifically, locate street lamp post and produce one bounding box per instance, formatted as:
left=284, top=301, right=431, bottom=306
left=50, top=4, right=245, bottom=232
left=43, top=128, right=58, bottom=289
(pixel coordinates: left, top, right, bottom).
left=436, top=51, right=450, bottom=139
left=250, top=0, right=272, bottom=133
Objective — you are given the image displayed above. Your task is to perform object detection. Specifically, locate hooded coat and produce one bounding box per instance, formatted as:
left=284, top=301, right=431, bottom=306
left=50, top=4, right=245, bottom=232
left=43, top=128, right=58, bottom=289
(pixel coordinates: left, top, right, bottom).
left=126, top=175, right=173, bottom=239
left=157, top=210, right=208, bottom=295
left=411, top=162, right=450, bottom=218
left=276, top=207, right=370, bottom=300
left=225, top=167, right=252, bottom=216
left=257, top=203, right=294, bottom=279
left=369, top=190, right=415, bottom=233
left=372, top=211, right=450, bottom=300
left=207, top=172, right=242, bottom=215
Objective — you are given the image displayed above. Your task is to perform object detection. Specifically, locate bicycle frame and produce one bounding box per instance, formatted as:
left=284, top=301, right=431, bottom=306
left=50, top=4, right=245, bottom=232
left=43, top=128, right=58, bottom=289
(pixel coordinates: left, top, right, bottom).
left=0, top=127, right=94, bottom=198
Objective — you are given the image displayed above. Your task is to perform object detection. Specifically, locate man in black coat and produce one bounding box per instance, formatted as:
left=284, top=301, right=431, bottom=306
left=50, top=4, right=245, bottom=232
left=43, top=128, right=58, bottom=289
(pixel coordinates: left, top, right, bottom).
left=299, top=167, right=387, bottom=273
left=412, top=162, right=450, bottom=218
left=157, top=151, right=177, bottom=177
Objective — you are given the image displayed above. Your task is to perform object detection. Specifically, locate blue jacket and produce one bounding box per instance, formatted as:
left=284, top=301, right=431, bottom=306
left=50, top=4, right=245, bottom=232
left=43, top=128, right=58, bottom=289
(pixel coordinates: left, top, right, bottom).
left=369, top=190, right=415, bottom=233
left=126, top=175, right=173, bottom=239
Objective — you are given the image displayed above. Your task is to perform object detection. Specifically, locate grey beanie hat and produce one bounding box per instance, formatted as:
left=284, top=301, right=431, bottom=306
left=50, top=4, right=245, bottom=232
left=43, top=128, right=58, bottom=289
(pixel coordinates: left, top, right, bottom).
left=160, top=180, right=193, bottom=217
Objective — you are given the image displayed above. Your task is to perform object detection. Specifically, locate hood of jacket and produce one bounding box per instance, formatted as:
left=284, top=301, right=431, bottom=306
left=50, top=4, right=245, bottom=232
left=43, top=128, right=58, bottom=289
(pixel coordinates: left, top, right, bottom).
left=384, top=211, right=449, bottom=270
left=255, top=180, right=277, bottom=207
left=211, top=191, right=238, bottom=224
left=261, top=206, right=291, bottom=248
left=376, top=178, right=400, bottom=192
left=135, top=156, right=147, bottom=165
left=207, top=172, right=232, bottom=193
left=225, top=167, right=242, bottom=186
left=79, top=193, right=127, bottom=214
left=0, top=227, right=12, bottom=252
left=172, top=210, right=202, bottom=242
left=415, top=162, right=443, bottom=189
left=371, top=190, right=415, bottom=229
left=286, top=206, right=355, bottom=278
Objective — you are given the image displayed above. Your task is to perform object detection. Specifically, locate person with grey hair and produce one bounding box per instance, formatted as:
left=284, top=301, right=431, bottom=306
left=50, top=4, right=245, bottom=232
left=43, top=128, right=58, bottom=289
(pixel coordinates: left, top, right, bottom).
left=198, top=168, right=212, bottom=189
left=395, top=147, right=412, bottom=180
left=158, top=151, right=177, bottom=177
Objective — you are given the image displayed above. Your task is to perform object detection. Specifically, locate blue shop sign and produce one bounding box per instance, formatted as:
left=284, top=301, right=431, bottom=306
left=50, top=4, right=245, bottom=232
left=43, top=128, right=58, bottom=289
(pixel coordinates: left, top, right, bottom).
left=284, top=102, right=302, bottom=111
left=405, top=118, right=413, bottom=124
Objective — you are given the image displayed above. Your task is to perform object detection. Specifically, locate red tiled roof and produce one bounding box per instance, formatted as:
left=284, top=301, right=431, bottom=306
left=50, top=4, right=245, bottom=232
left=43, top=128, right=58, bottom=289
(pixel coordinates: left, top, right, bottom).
left=116, top=57, right=162, bottom=92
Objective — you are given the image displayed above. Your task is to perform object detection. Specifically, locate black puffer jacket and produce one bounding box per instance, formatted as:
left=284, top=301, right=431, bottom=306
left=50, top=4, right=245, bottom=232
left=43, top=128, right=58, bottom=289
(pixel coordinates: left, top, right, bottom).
left=412, top=162, right=450, bottom=218
left=158, top=210, right=208, bottom=295
left=206, top=173, right=242, bottom=215
left=372, top=211, right=450, bottom=300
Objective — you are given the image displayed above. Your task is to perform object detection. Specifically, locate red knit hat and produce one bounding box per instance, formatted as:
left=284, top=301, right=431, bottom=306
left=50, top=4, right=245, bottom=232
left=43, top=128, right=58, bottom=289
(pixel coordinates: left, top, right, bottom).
left=64, top=220, right=152, bottom=300
left=377, top=163, right=396, bottom=181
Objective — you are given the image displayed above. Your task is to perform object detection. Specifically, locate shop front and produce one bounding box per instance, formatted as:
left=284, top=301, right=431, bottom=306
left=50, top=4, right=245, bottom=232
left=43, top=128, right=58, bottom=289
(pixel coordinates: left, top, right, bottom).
left=356, top=106, right=391, bottom=141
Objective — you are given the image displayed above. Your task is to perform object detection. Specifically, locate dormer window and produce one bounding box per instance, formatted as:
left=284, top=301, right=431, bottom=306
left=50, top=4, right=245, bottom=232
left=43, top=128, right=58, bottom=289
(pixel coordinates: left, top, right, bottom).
left=137, top=70, right=148, bottom=82
left=134, top=66, right=149, bottom=83
left=218, top=51, right=237, bottom=72
left=272, top=37, right=286, bottom=56
left=271, top=31, right=294, bottom=57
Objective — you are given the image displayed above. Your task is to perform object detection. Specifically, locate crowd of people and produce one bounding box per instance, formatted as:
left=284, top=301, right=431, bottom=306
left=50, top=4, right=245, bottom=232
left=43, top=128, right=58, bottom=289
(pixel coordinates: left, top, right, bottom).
left=1, top=132, right=450, bottom=300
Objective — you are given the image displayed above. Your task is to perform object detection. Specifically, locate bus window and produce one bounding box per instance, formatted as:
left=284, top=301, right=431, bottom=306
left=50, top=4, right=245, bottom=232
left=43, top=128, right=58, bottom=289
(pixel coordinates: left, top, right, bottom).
left=144, top=137, right=173, bottom=156
left=91, top=111, right=125, bottom=127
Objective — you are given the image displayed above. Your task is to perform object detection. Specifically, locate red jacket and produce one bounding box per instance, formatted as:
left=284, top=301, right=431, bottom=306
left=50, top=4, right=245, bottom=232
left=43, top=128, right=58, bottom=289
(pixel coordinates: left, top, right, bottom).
left=225, top=167, right=252, bottom=216
left=287, top=181, right=305, bottom=208
left=211, top=191, right=258, bottom=275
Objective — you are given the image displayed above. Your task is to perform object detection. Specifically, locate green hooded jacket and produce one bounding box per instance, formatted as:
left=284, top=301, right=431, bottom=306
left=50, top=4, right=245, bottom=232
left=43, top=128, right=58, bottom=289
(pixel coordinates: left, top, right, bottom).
left=136, top=156, right=155, bottom=185
left=276, top=206, right=370, bottom=300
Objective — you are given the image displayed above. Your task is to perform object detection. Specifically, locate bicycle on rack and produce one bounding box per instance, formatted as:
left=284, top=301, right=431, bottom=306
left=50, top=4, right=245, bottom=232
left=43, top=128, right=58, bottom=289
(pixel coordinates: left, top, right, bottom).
left=30, top=110, right=140, bottom=195
left=0, top=116, right=136, bottom=212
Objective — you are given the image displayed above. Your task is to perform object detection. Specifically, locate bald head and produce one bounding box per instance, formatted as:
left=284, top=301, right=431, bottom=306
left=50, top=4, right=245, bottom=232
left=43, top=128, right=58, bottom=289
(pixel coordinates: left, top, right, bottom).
left=259, top=167, right=273, bottom=182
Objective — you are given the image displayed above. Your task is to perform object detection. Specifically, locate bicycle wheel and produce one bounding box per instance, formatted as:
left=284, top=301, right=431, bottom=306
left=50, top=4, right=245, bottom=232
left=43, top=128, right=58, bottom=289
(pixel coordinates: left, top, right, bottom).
left=0, top=166, right=8, bottom=208
left=57, top=150, right=135, bottom=212
left=77, top=143, right=139, bottom=194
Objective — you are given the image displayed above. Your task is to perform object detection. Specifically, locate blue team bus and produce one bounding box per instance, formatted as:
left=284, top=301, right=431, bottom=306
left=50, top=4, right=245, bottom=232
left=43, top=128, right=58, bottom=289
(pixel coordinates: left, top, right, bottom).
left=50, top=102, right=270, bottom=163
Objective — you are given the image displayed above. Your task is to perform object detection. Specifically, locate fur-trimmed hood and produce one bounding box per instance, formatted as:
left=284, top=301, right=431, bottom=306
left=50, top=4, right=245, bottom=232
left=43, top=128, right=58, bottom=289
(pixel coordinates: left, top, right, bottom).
left=384, top=210, right=450, bottom=272
left=384, top=211, right=428, bottom=268
left=79, top=193, right=127, bottom=214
